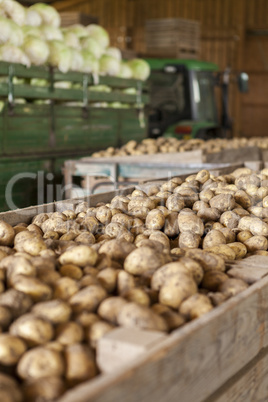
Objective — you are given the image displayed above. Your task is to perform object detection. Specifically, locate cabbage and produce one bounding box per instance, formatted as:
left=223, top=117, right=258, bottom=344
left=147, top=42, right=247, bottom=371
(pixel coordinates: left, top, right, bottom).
left=81, top=49, right=99, bottom=74
left=89, top=85, right=111, bottom=92
left=0, top=17, right=24, bottom=46
left=63, top=31, right=81, bottom=50
left=63, top=24, right=89, bottom=39
left=127, top=58, right=150, bottom=81
left=86, top=24, right=109, bottom=49
left=0, top=101, right=4, bottom=113
left=23, top=35, right=50, bottom=66
left=0, top=44, right=30, bottom=67
left=0, top=0, right=26, bottom=26
left=29, top=3, right=61, bottom=28
left=117, top=62, right=133, bottom=79
left=99, top=55, right=120, bottom=76
left=80, top=36, right=103, bottom=59
left=54, top=81, right=72, bottom=89
left=48, top=41, right=72, bottom=73
left=22, top=25, right=42, bottom=39
left=40, top=25, right=63, bottom=41
left=122, top=87, right=137, bottom=95
left=105, top=47, right=121, bottom=61
left=69, top=48, right=84, bottom=72
left=25, top=8, right=42, bottom=27
left=30, top=78, right=49, bottom=87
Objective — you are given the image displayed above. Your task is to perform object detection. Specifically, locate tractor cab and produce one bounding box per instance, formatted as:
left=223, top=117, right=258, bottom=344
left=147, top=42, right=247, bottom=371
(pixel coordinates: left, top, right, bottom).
left=145, top=58, right=248, bottom=140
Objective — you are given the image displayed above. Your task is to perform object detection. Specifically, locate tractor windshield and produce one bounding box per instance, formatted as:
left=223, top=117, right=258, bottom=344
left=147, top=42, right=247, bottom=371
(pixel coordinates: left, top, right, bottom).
left=148, top=69, right=191, bottom=136
left=191, top=70, right=218, bottom=122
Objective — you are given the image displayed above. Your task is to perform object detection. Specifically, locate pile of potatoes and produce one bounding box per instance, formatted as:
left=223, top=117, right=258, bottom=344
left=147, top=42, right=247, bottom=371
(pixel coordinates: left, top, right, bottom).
left=91, top=136, right=268, bottom=158
left=0, top=166, right=268, bottom=400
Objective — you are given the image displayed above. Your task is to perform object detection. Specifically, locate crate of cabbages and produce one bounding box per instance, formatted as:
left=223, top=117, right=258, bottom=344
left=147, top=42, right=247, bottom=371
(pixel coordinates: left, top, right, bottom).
left=1, top=163, right=268, bottom=401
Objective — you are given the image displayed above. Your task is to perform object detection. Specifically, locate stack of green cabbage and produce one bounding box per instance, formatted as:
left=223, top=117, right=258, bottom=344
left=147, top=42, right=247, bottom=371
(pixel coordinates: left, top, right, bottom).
left=0, top=0, right=150, bottom=80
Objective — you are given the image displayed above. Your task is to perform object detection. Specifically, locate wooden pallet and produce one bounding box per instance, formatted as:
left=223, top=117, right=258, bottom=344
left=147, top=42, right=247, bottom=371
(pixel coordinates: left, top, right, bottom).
left=60, top=12, right=98, bottom=27
left=145, top=18, right=200, bottom=59
left=1, top=174, right=268, bottom=402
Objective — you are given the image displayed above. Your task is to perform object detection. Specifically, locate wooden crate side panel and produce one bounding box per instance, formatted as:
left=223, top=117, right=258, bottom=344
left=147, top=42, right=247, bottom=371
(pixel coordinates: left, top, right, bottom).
left=57, top=276, right=268, bottom=402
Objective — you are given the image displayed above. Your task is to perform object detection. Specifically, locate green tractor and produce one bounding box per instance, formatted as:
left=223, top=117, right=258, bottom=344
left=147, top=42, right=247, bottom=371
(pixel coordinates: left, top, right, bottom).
left=145, top=58, right=249, bottom=140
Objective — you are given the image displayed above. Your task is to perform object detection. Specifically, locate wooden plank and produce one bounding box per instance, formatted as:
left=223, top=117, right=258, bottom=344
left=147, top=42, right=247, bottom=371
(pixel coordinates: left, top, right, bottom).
left=205, top=347, right=268, bottom=401
left=204, top=146, right=261, bottom=164
left=57, top=274, right=268, bottom=402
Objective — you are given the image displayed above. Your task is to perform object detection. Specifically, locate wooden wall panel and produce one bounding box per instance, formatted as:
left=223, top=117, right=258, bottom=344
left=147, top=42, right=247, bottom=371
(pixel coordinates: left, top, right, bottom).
left=51, top=0, right=268, bottom=139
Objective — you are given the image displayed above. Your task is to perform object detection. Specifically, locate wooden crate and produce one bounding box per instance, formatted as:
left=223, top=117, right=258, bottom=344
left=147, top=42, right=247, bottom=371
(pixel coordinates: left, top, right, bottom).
left=1, top=165, right=268, bottom=402
left=60, top=12, right=98, bottom=27
left=145, top=18, right=200, bottom=59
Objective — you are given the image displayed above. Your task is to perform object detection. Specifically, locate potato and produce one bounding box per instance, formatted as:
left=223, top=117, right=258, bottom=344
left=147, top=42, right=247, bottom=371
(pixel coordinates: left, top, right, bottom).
left=22, top=376, right=65, bottom=402
left=89, top=321, right=115, bottom=348
left=149, top=231, right=170, bottom=251
left=0, top=306, right=12, bottom=329
left=97, top=268, right=117, bottom=293
left=204, top=244, right=236, bottom=261
left=178, top=214, right=204, bottom=236
left=179, top=293, right=213, bottom=320
left=199, top=188, right=214, bottom=203
left=69, top=285, right=107, bottom=313
left=10, top=313, right=54, bottom=346
left=74, top=312, right=100, bottom=328
left=0, top=255, right=36, bottom=285
left=117, top=302, right=167, bottom=332
left=59, top=264, right=82, bottom=280
left=135, top=239, right=164, bottom=253
left=202, top=229, right=226, bottom=249
left=227, top=242, right=248, bottom=259
left=111, top=213, right=133, bottom=229
left=197, top=207, right=221, bottom=222
left=208, top=291, right=228, bottom=306
left=31, top=299, right=71, bottom=324
left=165, top=194, right=185, bottom=212
left=56, top=322, right=84, bottom=346
left=238, top=216, right=268, bottom=237
left=237, top=230, right=253, bottom=243
left=117, top=270, right=136, bottom=295
left=99, top=239, right=136, bottom=263
left=124, top=246, right=167, bottom=277
left=174, top=188, right=198, bottom=207
left=178, top=232, right=201, bottom=249
left=123, top=288, right=151, bottom=307
left=163, top=212, right=179, bottom=237
left=0, top=221, right=15, bottom=246
left=209, top=193, right=235, bottom=212
left=185, top=249, right=226, bottom=272
left=218, top=278, right=249, bottom=297
left=201, top=270, right=229, bottom=291
left=59, top=245, right=98, bottom=267
left=43, top=230, right=60, bottom=240
left=53, top=277, right=79, bottom=301
left=220, top=211, right=240, bottom=229
left=65, top=344, right=97, bottom=385
left=17, top=347, right=64, bottom=380
left=179, top=257, right=204, bottom=284
left=0, top=334, right=26, bottom=365
left=98, top=297, right=128, bottom=326
left=192, top=200, right=209, bottom=212
left=159, top=274, right=198, bottom=309
left=0, top=289, right=33, bottom=318
left=145, top=209, right=165, bottom=230
left=75, top=232, right=96, bottom=245
left=59, top=231, right=78, bottom=241
left=151, top=261, right=192, bottom=291
left=244, top=236, right=268, bottom=252
left=11, top=275, right=52, bottom=302
left=234, top=190, right=252, bottom=209
left=157, top=309, right=185, bottom=332
left=128, top=197, right=155, bottom=211
left=218, top=227, right=236, bottom=243
left=0, top=375, right=23, bottom=402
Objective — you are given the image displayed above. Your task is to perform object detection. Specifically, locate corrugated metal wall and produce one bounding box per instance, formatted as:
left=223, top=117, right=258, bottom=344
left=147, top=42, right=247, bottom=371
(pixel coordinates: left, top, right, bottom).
left=53, top=0, right=268, bottom=138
